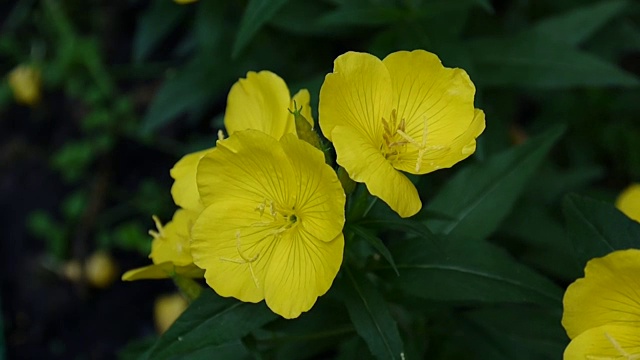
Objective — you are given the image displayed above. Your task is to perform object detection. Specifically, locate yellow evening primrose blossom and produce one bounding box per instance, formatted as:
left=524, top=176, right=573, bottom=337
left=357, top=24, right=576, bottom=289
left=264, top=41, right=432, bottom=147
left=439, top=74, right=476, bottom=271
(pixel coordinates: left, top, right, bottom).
left=8, top=65, right=41, bottom=106
left=170, top=71, right=315, bottom=212
left=616, top=183, right=640, bottom=223
left=191, top=130, right=345, bottom=319
left=319, top=50, right=485, bottom=217
left=562, top=249, right=640, bottom=359
left=122, top=209, right=203, bottom=281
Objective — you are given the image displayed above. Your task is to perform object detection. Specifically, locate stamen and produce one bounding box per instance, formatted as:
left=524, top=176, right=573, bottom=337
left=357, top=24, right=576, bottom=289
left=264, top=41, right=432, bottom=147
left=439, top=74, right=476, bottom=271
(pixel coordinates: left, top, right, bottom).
left=217, top=129, right=225, bottom=141
left=148, top=215, right=165, bottom=239
left=219, top=231, right=260, bottom=288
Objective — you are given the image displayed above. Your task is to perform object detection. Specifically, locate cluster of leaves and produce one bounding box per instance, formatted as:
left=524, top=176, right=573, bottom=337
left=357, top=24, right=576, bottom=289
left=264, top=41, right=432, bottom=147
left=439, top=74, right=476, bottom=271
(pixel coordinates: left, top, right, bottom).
left=2, top=0, right=639, bottom=359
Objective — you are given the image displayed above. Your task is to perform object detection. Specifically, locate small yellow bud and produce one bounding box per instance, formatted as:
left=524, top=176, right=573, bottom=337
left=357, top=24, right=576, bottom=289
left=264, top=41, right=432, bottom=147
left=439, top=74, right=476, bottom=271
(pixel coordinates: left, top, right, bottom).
left=173, top=0, right=198, bottom=4
left=8, top=65, right=41, bottom=106
left=154, top=293, right=188, bottom=334
left=84, top=251, right=119, bottom=289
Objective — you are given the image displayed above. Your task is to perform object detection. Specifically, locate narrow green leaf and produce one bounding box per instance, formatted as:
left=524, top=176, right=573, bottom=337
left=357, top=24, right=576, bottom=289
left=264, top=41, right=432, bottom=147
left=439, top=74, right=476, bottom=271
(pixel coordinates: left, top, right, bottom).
left=317, top=7, right=405, bottom=27
left=146, top=290, right=277, bottom=360
left=426, top=125, right=565, bottom=240
left=232, top=0, right=291, bottom=58
left=356, top=218, right=442, bottom=246
left=133, top=1, right=187, bottom=62
left=140, top=56, right=222, bottom=134
left=468, top=33, right=639, bottom=88
left=337, top=267, right=404, bottom=360
left=349, top=225, right=399, bottom=276
left=383, top=237, right=564, bottom=306
left=562, top=193, right=640, bottom=267
left=531, top=0, right=628, bottom=46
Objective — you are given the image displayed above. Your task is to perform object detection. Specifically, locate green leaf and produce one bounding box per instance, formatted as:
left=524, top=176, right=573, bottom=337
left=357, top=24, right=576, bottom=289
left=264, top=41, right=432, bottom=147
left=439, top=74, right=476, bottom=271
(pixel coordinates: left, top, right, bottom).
left=426, top=125, right=565, bottom=240
left=133, top=1, right=187, bottom=62
left=349, top=224, right=399, bottom=276
left=145, top=290, right=277, bottom=360
left=459, top=305, right=566, bottom=360
left=336, top=267, right=404, bottom=360
left=562, top=193, right=640, bottom=267
left=140, top=56, right=220, bottom=134
left=531, top=0, right=629, bottom=46
left=232, top=0, right=291, bottom=58
left=383, top=237, right=564, bottom=306
left=468, top=33, right=640, bottom=88
left=356, top=218, right=441, bottom=245
left=317, top=7, right=405, bottom=27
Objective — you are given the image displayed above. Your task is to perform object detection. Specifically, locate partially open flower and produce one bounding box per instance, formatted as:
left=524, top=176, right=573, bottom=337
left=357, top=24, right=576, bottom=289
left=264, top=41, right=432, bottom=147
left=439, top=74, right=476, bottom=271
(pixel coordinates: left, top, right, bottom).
left=191, top=130, right=345, bottom=319
left=319, top=50, right=485, bottom=217
left=122, top=209, right=203, bottom=281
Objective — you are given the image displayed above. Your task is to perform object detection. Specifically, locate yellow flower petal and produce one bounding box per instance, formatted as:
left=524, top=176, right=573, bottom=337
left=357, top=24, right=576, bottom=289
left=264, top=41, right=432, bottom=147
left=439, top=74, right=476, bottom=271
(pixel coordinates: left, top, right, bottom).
left=393, top=108, right=486, bottom=174
left=290, top=89, right=314, bottom=128
left=264, top=233, right=344, bottom=319
left=564, top=324, right=640, bottom=360
left=191, top=130, right=345, bottom=317
left=170, top=148, right=212, bottom=212
left=196, top=131, right=295, bottom=208
left=191, top=199, right=278, bottom=303
left=150, top=209, right=196, bottom=267
left=224, top=71, right=295, bottom=139
left=319, top=51, right=392, bottom=144
left=279, top=133, right=345, bottom=241
left=616, top=183, right=640, bottom=223
left=562, top=249, right=640, bottom=339
left=332, top=125, right=421, bottom=217
left=121, top=262, right=204, bottom=281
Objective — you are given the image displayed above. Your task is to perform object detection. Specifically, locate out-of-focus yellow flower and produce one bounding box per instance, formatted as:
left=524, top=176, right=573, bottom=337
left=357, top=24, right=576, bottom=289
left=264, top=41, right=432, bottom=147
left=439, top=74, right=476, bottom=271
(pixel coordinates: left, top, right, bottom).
left=191, top=130, right=345, bottom=319
left=616, top=183, right=640, bottom=223
left=562, top=249, right=640, bottom=359
left=122, top=209, right=203, bottom=281
left=85, top=251, right=119, bottom=288
left=8, top=65, right=41, bottom=106
left=173, top=0, right=198, bottom=4
left=154, top=293, right=188, bottom=334
left=319, top=50, right=485, bottom=217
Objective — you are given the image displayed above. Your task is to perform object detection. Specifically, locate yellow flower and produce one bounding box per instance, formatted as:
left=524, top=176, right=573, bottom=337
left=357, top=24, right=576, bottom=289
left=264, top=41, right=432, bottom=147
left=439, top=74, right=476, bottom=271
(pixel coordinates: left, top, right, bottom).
left=173, top=0, right=198, bottom=4
left=122, top=209, right=203, bottom=281
left=562, top=249, right=640, bottom=359
left=319, top=50, right=485, bottom=217
left=170, top=71, right=314, bottom=212
left=8, top=65, right=41, bottom=106
left=616, top=183, right=640, bottom=223
left=191, top=130, right=345, bottom=319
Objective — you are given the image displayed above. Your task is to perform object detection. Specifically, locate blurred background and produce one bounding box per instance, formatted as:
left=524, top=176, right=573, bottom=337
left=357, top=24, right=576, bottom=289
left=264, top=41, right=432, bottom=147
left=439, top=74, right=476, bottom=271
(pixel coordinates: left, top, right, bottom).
left=1, top=0, right=639, bottom=359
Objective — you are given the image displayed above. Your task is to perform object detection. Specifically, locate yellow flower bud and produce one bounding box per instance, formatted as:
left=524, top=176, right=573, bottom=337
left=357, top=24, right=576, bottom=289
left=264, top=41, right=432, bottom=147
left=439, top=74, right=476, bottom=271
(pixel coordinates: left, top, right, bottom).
left=154, top=293, right=188, bottom=334
left=8, top=65, right=41, bottom=106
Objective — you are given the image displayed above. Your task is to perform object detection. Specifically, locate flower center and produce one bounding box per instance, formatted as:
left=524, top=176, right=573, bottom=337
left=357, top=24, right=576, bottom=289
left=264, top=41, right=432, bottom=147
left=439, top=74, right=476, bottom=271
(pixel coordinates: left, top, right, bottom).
left=380, top=109, right=445, bottom=172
